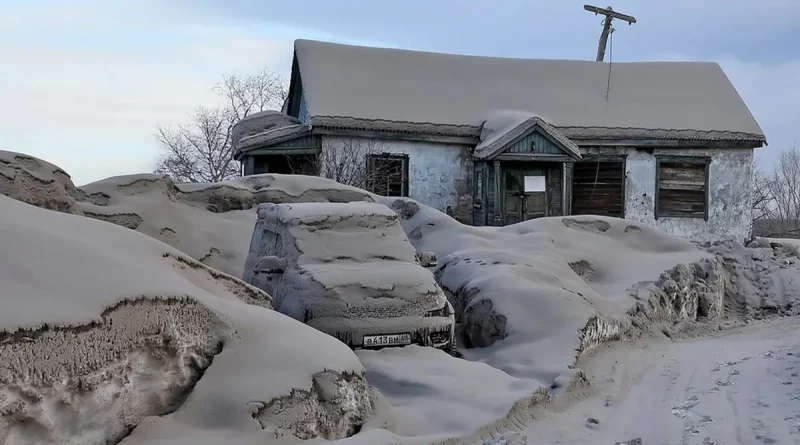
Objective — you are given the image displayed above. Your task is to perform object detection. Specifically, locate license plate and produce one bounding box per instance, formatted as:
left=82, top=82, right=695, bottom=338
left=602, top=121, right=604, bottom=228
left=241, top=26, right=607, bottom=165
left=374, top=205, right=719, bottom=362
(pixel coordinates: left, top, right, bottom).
left=363, top=333, right=412, bottom=347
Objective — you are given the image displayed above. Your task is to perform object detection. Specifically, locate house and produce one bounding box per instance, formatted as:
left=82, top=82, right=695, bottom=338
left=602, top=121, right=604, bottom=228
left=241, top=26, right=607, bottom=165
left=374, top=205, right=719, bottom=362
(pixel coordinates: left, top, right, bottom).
left=232, top=39, right=766, bottom=242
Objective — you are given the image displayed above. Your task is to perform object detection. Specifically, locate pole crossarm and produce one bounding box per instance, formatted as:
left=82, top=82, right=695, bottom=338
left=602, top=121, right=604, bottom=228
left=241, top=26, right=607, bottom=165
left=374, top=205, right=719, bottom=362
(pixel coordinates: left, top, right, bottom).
left=584, top=5, right=636, bottom=62
left=583, top=5, right=636, bottom=24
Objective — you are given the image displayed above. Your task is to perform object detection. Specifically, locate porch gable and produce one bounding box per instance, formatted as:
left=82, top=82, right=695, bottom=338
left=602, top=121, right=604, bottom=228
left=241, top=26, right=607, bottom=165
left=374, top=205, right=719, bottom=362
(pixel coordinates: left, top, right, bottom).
left=472, top=117, right=582, bottom=162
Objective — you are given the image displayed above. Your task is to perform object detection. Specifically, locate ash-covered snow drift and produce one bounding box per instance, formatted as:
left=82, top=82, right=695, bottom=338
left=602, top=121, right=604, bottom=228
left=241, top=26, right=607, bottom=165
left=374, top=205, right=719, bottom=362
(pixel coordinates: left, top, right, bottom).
left=77, top=172, right=375, bottom=276
left=0, top=298, right=224, bottom=445
left=0, top=150, right=84, bottom=215
left=0, top=194, right=375, bottom=445
left=380, top=196, right=800, bottom=386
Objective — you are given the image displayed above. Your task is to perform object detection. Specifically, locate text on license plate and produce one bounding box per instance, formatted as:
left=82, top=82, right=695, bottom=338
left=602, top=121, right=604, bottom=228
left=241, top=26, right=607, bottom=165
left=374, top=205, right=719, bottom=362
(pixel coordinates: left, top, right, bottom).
left=363, top=333, right=412, bottom=347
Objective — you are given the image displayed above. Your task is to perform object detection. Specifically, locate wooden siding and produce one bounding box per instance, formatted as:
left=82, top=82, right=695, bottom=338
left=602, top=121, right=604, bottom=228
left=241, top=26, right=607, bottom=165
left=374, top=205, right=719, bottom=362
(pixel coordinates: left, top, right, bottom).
left=273, top=135, right=315, bottom=149
left=655, top=157, right=710, bottom=220
left=487, top=166, right=496, bottom=224
left=572, top=158, right=626, bottom=217
left=473, top=162, right=489, bottom=226
left=547, top=164, right=563, bottom=216
left=564, top=163, right=573, bottom=215
left=507, top=131, right=562, bottom=155
left=286, top=56, right=304, bottom=118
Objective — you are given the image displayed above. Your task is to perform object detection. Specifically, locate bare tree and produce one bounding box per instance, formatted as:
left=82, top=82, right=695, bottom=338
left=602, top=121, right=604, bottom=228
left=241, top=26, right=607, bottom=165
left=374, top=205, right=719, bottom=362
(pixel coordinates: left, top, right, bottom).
left=752, top=162, right=773, bottom=222
left=216, top=69, right=287, bottom=123
left=154, top=69, right=288, bottom=183
left=752, top=144, right=800, bottom=238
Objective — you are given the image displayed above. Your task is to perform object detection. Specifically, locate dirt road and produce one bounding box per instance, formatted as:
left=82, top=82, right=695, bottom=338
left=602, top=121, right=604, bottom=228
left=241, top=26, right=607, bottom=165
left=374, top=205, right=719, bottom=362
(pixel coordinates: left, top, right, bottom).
left=519, top=317, right=800, bottom=445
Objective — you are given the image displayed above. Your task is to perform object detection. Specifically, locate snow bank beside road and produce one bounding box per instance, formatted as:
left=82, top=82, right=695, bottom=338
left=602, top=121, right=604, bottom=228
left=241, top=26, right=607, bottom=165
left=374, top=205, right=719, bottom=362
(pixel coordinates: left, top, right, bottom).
left=0, top=195, right=374, bottom=445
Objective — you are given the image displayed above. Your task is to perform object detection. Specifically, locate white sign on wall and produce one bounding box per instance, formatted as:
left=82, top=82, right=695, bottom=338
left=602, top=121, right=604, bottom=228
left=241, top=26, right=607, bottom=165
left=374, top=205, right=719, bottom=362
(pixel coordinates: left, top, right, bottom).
left=524, top=175, right=546, bottom=192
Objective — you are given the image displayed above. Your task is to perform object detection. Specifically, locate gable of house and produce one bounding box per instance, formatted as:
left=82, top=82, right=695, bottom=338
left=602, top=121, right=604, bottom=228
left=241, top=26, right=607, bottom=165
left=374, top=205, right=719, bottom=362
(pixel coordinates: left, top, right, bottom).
left=473, top=116, right=581, bottom=161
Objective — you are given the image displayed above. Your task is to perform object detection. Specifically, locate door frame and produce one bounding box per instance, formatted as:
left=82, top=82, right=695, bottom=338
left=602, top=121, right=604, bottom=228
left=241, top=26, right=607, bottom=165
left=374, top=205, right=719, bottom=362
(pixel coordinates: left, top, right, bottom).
left=500, top=162, right=550, bottom=225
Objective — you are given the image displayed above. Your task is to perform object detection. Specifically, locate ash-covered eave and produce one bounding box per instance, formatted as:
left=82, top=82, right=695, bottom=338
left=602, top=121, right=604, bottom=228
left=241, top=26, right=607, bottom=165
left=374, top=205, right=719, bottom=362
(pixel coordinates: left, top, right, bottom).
left=307, top=116, right=767, bottom=147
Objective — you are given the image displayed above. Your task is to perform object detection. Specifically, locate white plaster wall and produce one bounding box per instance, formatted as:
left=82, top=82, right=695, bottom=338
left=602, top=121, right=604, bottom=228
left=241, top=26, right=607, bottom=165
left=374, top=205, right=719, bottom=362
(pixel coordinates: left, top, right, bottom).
left=321, top=136, right=473, bottom=221
left=584, top=147, right=754, bottom=243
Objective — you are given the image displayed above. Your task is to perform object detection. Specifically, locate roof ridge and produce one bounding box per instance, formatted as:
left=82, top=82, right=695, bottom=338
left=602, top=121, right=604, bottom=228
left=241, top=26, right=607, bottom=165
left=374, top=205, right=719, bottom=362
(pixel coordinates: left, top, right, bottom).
left=294, top=39, right=721, bottom=66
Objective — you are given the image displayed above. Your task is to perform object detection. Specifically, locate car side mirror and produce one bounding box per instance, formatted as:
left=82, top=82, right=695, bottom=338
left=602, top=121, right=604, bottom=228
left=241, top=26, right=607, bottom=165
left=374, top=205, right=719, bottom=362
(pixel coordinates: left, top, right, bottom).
left=256, top=255, right=286, bottom=274
left=417, top=251, right=437, bottom=268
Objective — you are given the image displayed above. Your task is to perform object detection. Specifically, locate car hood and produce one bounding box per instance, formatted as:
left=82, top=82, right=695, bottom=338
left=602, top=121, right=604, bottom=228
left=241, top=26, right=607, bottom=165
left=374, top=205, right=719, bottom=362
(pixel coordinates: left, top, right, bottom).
left=292, top=260, right=447, bottom=318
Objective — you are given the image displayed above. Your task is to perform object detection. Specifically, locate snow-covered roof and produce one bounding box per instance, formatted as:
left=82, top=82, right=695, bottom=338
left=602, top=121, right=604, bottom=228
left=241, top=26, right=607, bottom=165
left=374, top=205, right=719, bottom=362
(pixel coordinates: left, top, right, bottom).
left=232, top=111, right=312, bottom=158
left=474, top=113, right=581, bottom=160
left=231, top=110, right=301, bottom=144
left=293, top=40, right=766, bottom=143
left=235, top=124, right=311, bottom=156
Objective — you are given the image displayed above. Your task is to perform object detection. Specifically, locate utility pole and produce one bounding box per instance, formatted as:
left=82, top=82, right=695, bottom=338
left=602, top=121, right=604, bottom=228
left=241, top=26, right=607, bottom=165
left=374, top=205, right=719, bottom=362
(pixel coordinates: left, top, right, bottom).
left=584, top=5, right=636, bottom=62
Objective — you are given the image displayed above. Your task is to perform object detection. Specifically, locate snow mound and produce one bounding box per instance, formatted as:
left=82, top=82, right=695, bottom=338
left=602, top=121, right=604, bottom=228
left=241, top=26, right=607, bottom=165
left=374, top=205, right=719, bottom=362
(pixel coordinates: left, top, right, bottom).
left=76, top=173, right=374, bottom=276
left=0, top=150, right=84, bottom=215
left=0, top=195, right=374, bottom=445
left=357, top=346, right=541, bottom=438
left=380, top=197, right=706, bottom=383
left=632, top=239, right=800, bottom=332
left=382, top=197, right=800, bottom=402
left=482, top=432, right=528, bottom=445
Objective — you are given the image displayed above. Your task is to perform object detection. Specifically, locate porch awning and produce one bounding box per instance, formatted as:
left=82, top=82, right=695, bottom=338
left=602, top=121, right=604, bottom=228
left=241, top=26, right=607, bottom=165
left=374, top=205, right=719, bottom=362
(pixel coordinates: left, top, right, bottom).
left=473, top=114, right=581, bottom=161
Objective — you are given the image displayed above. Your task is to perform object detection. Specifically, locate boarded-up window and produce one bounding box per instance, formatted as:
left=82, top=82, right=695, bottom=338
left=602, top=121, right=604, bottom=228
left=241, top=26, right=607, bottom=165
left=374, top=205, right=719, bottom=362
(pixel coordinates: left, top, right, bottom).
left=365, top=154, right=409, bottom=197
left=572, top=159, right=625, bottom=217
left=656, top=157, right=710, bottom=219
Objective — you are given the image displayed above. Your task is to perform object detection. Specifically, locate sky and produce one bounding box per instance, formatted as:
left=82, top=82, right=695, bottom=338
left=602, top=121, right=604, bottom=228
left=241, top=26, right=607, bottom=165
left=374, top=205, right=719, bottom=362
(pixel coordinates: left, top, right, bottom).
left=1, top=0, right=798, bottom=186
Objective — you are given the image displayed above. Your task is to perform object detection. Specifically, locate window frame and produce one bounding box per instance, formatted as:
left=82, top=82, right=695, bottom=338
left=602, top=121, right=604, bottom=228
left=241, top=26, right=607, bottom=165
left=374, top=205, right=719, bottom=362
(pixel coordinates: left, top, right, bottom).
left=571, top=155, right=628, bottom=219
left=654, top=155, right=711, bottom=220
left=365, top=153, right=410, bottom=197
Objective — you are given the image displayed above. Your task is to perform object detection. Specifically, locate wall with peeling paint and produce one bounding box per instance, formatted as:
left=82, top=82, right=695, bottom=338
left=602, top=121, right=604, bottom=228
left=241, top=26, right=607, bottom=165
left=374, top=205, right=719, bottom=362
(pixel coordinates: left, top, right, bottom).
left=583, top=147, right=754, bottom=242
left=321, top=136, right=474, bottom=222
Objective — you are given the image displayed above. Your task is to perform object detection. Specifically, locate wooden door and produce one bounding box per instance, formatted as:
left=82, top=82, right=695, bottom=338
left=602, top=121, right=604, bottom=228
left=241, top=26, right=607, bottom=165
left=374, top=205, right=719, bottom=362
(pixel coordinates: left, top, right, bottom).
left=504, top=169, right=524, bottom=225
left=504, top=165, right=548, bottom=224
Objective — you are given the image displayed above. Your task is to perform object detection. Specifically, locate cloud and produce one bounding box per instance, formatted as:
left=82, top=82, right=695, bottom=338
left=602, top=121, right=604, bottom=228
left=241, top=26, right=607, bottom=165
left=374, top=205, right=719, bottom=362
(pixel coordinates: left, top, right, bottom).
left=653, top=51, right=800, bottom=166
left=720, top=56, right=800, bottom=167
left=0, top=1, right=292, bottom=185
left=171, top=0, right=800, bottom=62
left=1, top=0, right=797, bottom=182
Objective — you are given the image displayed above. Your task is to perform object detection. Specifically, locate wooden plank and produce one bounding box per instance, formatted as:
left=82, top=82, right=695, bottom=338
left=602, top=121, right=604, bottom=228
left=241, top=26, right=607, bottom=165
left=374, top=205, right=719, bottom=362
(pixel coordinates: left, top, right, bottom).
left=572, top=191, right=623, bottom=198
left=659, top=189, right=705, bottom=199
left=659, top=180, right=705, bottom=191
left=572, top=184, right=624, bottom=189
left=571, top=190, right=623, bottom=198
left=660, top=168, right=705, bottom=184
left=573, top=209, right=624, bottom=217
left=573, top=174, right=624, bottom=182
left=572, top=194, right=623, bottom=202
left=572, top=182, right=625, bottom=188
left=572, top=160, right=625, bottom=218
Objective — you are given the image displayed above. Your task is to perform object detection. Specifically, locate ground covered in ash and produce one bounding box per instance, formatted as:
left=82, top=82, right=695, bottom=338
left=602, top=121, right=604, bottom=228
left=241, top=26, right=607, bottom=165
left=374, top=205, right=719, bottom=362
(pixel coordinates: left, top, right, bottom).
left=2, top=150, right=800, bottom=445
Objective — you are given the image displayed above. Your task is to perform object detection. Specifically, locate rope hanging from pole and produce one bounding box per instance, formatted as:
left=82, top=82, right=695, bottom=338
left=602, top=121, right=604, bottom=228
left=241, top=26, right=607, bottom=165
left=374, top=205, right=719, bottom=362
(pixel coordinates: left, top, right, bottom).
left=605, top=25, right=615, bottom=102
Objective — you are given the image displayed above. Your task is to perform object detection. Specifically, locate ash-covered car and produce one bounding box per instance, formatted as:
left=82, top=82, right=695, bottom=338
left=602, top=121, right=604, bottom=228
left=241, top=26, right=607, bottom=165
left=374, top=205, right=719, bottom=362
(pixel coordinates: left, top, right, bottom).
left=242, top=201, right=455, bottom=351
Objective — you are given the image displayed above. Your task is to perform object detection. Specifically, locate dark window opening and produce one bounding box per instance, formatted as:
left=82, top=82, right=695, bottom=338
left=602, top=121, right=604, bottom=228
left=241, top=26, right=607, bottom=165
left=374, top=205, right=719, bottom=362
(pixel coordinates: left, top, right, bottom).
left=251, top=154, right=317, bottom=176
left=656, top=157, right=710, bottom=219
left=366, top=154, right=409, bottom=197
left=572, top=158, right=625, bottom=218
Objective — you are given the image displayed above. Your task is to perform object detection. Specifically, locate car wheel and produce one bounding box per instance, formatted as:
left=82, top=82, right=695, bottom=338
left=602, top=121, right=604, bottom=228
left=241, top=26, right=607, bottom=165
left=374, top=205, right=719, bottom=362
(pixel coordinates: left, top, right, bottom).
left=446, top=334, right=463, bottom=358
